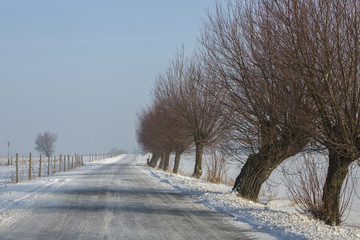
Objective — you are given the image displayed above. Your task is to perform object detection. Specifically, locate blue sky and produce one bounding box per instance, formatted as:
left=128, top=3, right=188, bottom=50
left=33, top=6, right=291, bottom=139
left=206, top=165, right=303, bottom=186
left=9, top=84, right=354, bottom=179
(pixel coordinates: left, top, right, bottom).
left=0, top=0, right=213, bottom=156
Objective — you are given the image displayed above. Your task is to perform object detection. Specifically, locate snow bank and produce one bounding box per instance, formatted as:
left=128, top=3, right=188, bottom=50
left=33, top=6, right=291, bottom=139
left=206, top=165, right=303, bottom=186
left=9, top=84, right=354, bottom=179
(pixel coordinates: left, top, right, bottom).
left=137, top=155, right=360, bottom=240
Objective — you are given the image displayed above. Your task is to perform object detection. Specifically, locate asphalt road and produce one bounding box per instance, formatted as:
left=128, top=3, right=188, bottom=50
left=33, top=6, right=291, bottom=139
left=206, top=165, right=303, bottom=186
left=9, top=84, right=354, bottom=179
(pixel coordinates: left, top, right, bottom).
left=0, top=155, right=255, bottom=240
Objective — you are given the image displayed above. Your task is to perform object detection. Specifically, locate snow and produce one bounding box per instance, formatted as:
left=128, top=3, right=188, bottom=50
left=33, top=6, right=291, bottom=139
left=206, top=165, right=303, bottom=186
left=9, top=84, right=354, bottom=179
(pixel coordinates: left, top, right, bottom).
left=0, top=156, right=120, bottom=228
left=136, top=154, right=360, bottom=240
left=0, top=154, right=359, bottom=239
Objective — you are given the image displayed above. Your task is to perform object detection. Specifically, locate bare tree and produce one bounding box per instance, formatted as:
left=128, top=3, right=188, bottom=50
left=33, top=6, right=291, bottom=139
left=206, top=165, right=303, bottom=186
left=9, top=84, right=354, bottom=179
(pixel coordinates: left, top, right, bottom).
left=263, top=0, right=360, bottom=225
left=136, top=105, right=163, bottom=168
left=153, top=67, right=194, bottom=173
left=283, top=154, right=353, bottom=223
left=136, top=94, right=192, bottom=172
left=35, top=132, right=58, bottom=157
left=200, top=1, right=313, bottom=200
left=155, top=49, right=229, bottom=178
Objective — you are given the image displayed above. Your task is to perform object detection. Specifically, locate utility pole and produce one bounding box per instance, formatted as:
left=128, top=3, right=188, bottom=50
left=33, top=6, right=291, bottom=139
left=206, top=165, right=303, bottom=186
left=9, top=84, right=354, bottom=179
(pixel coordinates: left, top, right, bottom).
left=7, top=142, right=10, bottom=166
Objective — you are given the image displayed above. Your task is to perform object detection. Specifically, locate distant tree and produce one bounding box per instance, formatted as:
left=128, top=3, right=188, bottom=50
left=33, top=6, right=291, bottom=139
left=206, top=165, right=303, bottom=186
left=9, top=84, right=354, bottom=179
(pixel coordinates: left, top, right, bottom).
left=153, top=71, right=193, bottom=173
left=136, top=104, right=165, bottom=168
left=156, top=49, right=229, bottom=178
left=35, top=132, right=58, bottom=157
left=109, top=148, right=123, bottom=155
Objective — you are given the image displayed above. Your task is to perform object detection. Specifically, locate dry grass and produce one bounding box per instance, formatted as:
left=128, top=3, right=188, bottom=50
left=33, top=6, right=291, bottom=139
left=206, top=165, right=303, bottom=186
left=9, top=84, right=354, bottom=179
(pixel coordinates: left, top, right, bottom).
left=204, top=147, right=228, bottom=184
left=283, top=155, right=354, bottom=224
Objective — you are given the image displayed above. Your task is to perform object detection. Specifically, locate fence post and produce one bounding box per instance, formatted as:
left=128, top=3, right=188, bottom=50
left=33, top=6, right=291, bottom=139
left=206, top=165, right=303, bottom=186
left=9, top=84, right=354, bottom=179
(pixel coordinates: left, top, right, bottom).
left=39, top=154, right=42, bottom=178
left=29, top=152, right=32, bottom=181
left=59, top=154, right=62, bottom=172
left=48, top=155, right=50, bottom=175
left=68, top=155, right=70, bottom=170
left=54, top=156, right=56, bottom=173
left=16, top=153, right=19, bottom=183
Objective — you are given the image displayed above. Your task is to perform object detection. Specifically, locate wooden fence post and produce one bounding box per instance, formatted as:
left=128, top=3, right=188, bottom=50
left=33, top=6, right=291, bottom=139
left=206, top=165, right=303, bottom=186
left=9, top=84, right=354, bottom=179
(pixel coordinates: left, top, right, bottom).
left=68, top=155, right=70, bottom=170
left=29, top=153, right=32, bottom=180
left=53, top=156, right=56, bottom=174
left=59, top=154, right=62, bottom=172
left=48, top=155, right=50, bottom=175
left=39, top=154, right=42, bottom=178
left=16, top=153, right=19, bottom=183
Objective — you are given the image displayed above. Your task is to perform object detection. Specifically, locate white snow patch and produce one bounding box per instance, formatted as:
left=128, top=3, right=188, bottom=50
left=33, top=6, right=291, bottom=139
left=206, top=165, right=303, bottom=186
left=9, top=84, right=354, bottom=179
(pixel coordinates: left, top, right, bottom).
left=137, top=155, right=360, bottom=240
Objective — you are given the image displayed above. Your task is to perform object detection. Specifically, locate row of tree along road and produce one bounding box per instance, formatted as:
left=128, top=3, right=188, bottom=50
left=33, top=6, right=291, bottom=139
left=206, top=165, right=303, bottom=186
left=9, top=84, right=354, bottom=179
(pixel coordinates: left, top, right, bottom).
left=136, top=0, right=360, bottom=226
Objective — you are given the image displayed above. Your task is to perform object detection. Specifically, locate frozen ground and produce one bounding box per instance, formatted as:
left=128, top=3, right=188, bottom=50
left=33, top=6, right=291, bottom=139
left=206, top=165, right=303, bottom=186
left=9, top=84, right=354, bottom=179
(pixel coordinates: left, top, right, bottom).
left=141, top=153, right=360, bottom=240
left=167, top=153, right=360, bottom=228
left=0, top=155, right=263, bottom=240
left=0, top=154, right=359, bottom=239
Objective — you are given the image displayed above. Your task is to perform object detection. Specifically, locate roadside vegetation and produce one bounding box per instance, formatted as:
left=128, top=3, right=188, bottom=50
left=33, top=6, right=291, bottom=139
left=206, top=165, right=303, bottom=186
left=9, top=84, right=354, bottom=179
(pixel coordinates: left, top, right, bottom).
left=136, top=0, right=360, bottom=226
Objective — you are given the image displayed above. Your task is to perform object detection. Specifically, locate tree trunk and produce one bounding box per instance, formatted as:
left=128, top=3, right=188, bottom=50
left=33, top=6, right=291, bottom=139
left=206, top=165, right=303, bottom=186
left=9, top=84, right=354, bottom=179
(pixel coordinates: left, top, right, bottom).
left=232, top=149, right=295, bottom=201
left=158, top=152, right=165, bottom=169
left=321, top=148, right=351, bottom=225
left=149, top=153, right=160, bottom=168
left=232, top=153, right=273, bottom=201
left=163, top=151, right=171, bottom=171
left=232, top=134, right=308, bottom=201
left=173, top=151, right=182, bottom=173
left=193, top=142, right=204, bottom=179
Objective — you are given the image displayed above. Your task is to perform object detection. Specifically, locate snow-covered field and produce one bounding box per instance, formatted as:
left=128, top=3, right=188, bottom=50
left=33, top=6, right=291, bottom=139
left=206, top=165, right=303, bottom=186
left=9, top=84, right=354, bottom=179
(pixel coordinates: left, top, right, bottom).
left=0, top=154, right=359, bottom=239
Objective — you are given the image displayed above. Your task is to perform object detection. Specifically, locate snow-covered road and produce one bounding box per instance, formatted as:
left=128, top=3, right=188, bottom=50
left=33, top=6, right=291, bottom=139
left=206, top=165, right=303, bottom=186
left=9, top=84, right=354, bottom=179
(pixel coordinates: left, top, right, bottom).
left=0, top=154, right=255, bottom=240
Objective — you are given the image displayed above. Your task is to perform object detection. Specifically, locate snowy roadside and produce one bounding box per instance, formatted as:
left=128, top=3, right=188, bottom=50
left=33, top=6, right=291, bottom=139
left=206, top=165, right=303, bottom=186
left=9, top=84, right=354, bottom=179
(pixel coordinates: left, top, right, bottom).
left=1, top=154, right=359, bottom=239
left=0, top=156, right=121, bottom=227
left=135, top=156, right=360, bottom=240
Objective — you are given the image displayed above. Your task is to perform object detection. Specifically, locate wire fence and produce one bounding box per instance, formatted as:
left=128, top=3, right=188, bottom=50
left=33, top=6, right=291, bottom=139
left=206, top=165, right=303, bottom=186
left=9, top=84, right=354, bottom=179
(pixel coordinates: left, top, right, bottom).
left=0, top=152, right=121, bottom=185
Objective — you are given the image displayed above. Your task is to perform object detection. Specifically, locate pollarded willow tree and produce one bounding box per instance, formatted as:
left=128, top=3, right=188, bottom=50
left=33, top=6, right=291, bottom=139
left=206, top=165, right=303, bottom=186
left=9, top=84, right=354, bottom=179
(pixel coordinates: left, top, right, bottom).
left=136, top=94, right=192, bottom=172
left=200, top=1, right=315, bottom=201
left=136, top=105, right=163, bottom=167
left=156, top=49, right=229, bottom=178
left=153, top=74, right=193, bottom=173
left=265, top=0, right=360, bottom=225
